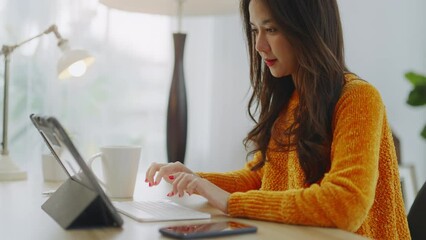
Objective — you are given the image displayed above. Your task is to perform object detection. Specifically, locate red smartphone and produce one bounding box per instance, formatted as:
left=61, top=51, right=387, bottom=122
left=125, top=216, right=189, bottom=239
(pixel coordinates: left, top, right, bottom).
left=159, top=221, right=257, bottom=239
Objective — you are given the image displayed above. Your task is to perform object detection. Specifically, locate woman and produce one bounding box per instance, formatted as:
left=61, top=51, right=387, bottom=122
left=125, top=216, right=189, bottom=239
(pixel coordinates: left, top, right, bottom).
left=145, top=0, right=410, bottom=239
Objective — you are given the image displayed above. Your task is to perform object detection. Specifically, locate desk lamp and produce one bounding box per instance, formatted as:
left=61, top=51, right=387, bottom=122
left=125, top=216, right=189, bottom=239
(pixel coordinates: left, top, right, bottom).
left=99, top=0, right=238, bottom=164
left=0, top=24, right=95, bottom=181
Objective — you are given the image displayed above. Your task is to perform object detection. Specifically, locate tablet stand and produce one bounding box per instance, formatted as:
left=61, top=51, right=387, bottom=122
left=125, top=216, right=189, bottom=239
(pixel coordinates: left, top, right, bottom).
left=42, top=177, right=120, bottom=229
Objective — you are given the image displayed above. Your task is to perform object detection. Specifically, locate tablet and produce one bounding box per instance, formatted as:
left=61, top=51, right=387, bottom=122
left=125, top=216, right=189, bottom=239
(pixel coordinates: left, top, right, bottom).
left=159, top=221, right=257, bottom=239
left=30, top=114, right=123, bottom=229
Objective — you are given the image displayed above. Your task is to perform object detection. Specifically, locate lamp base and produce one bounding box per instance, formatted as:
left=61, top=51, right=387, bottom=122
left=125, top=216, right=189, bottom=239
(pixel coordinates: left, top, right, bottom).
left=0, top=154, right=27, bottom=181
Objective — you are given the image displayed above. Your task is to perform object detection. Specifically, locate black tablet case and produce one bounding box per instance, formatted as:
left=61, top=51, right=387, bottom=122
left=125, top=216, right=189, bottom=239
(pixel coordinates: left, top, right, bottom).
left=30, top=114, right=123, bottom=229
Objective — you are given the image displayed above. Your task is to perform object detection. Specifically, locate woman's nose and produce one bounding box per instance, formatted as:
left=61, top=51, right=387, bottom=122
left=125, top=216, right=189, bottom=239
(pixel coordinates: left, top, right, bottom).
left=255, top=33, right=270, bottom=53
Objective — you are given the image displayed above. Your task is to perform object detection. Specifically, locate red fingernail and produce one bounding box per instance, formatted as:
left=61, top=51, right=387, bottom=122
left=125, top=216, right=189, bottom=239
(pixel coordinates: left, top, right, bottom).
left=154, top=181, right=158, bottom=185
left=149, top=183, right=152, bottom=187
left=167, top=193, right=172, bottom=197
left=168, top=175, right=175, bottom=180
left=145, top=178, right=148, bottom=182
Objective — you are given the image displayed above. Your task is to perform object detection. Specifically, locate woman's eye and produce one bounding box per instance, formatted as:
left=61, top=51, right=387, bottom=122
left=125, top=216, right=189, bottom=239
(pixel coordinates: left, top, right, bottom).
left=266, top=28, right=277, bottom=33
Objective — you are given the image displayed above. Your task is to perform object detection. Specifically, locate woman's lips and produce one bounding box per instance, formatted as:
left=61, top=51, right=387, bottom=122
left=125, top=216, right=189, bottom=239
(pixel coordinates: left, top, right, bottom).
left=265, top=59, right=277, bottom=67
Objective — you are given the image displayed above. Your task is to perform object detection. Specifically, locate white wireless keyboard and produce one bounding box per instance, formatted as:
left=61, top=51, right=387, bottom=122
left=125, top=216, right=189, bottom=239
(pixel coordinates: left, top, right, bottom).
left=113, top=200, right=211, bottom=222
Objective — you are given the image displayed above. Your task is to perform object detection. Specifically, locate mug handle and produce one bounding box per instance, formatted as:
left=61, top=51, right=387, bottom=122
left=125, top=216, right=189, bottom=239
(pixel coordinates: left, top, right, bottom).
left=87, top=152, right=107, bottom=188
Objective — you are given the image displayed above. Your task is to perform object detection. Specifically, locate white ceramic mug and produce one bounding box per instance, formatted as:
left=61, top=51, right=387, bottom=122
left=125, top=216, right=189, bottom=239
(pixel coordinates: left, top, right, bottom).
left=42, top=153, right=68, bottom=182
left=88, top=145, right=141, bottom=199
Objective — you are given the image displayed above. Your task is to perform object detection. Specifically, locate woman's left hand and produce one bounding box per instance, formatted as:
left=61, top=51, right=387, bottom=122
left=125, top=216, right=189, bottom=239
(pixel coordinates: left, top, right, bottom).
left=167, top=172, right=230, bottom=214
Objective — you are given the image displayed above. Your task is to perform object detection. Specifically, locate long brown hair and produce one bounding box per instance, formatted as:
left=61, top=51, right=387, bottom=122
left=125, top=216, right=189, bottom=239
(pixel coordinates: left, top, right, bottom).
left=241, top=0, right=348, bottom=184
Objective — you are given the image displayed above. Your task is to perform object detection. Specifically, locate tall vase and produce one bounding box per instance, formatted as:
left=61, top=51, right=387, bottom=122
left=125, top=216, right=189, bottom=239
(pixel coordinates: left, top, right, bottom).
left=166, top=33, right=187, bottom=163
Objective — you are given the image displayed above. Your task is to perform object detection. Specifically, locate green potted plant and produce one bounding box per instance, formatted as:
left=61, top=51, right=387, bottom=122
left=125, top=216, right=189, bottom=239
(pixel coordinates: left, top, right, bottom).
left=404, top=71, right=426, bottom=139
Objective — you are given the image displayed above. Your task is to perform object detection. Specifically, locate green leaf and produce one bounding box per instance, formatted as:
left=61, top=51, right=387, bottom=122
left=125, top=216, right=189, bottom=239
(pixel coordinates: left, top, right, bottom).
left=407, top=85, right=426, bottom=106
left=421, top=124, right=426, bottom=140
left=405, top=72, right=426, bottom=87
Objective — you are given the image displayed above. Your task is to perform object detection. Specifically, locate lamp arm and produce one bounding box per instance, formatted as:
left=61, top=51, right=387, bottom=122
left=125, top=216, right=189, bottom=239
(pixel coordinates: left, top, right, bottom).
left=0, top=24, right=66, bottom=57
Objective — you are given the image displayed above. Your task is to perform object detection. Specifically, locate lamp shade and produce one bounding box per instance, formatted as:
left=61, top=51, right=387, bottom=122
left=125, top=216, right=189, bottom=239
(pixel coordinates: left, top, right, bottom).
left=99, top=0, right=239, bottom=16
left=58, top=49, right=95, bottom=80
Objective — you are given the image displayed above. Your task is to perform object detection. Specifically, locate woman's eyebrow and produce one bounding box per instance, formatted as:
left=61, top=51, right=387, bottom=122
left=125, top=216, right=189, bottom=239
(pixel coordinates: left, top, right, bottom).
left=250, top=19, right=274, bottom=26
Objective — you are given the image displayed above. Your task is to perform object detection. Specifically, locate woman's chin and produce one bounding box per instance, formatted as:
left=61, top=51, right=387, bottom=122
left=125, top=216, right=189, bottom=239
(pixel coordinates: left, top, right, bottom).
left=269, top=70, right=286, bottom=78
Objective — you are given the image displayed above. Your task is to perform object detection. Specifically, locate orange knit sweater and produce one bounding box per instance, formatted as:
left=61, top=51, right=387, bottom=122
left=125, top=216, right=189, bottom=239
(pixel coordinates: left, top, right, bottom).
left=198, top=74, right=411, bottom=239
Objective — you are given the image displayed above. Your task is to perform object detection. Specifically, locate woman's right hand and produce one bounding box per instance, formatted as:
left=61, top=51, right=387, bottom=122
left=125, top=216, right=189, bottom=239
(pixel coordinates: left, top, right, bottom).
left=145, top=162, right=230, bottom=213
left=145, top=161, right=194, bottom=186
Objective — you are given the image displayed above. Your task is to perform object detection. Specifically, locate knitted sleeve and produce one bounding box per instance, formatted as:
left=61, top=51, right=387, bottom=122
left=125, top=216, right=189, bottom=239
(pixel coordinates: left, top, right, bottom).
left=226, top=82, right=384, bottom=232
left=196, top=152, right=263, bottom=193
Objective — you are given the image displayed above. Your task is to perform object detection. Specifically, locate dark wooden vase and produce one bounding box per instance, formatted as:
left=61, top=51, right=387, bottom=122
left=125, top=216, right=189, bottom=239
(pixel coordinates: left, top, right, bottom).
left=166, top=33, right=187, bottom=163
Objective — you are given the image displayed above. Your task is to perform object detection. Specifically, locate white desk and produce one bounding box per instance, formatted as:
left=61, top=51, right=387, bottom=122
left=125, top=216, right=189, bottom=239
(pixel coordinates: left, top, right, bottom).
left=0, top=173, right=367, bottom=240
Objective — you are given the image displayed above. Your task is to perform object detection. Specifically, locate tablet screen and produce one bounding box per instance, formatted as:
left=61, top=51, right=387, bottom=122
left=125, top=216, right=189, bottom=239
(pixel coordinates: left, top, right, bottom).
left=31, top=115, right=99, bottom=192
left=34, top=119, right=88, bottom=185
